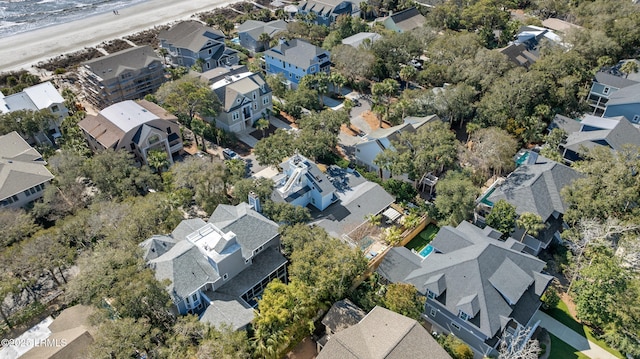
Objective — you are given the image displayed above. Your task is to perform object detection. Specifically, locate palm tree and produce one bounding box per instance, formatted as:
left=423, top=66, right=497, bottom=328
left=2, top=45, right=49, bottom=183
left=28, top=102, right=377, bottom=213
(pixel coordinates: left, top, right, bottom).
left=258, top=32, right=272, bottom=51
left=158, top=48, right=168, bottom=66
left=371, top=79, right=399, bottom=127
left=366, top=213, right=382, bottom=226
left=620, top=60, right=639, bottom=78
left=399, top=65, right=417, bottom=90
left=516, top=212, right=545, bottom=242
left=360, top=1, right=370, bottom=20
left=146, top=149, right=169, bottom=175
left=255, top=117, right=270, bottom=138
left=330, top=72, right=347, bottom=97
left=191, top=118, right=207, bottom=152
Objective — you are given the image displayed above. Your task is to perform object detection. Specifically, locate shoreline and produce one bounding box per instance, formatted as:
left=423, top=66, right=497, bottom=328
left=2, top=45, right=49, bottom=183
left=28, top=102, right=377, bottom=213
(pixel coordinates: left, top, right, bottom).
left=0, top=0, right=238, bottom=73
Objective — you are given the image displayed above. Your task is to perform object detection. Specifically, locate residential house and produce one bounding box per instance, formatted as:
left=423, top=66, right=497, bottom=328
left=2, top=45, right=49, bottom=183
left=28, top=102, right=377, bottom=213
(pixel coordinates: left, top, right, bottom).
left=159, top=21, right=239, bottom=71
left=141, top=201, right=287, bottom=330
left=0, top=131, right=54, bottom=209
left=237, top=20, right=287, bottom=53
left=354, top=115, right=440, bottom=178
left=498, top=25, right=563, bottom=68
left=479, top=154, right=582, bottom=254
left=587, top=67, right=639, bottom=116
left=78, top=46, right=165, bottom=108
left=377, top=221, right=553, bottom=357
left=556, top=115, right=640, bottom=162
left=341, top=32, right=382, bottom=48
left=0, top=81, right=68, bottom=144
left=602, top=82, right=640, bottom=123
left=297, top=0, right=359, bottom=26
left=263, top=39, right=330, bottom=88
left=540, top=18, right=583, bottom=34
left=317, top=305, right=452, bottom=359
left=202, top=65, right=272, bottom=133
left=21, top=305, right=96, bottom=359
left=316, top=299, right=367, bottom=352
left=381, top=7, right=426, bottom=33
left=78, top=99, right=183, bottom=165
left=266, top=154, right=394, bottom=238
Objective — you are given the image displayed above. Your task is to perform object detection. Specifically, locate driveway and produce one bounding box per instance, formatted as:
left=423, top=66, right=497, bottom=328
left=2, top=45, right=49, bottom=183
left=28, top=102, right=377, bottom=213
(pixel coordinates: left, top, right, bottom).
left=531, top=311, right=619, bottom=359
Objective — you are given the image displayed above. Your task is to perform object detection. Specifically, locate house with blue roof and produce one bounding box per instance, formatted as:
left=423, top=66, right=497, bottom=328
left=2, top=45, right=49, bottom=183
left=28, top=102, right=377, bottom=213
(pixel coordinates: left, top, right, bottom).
left=263, top=39, right=330, bottom=88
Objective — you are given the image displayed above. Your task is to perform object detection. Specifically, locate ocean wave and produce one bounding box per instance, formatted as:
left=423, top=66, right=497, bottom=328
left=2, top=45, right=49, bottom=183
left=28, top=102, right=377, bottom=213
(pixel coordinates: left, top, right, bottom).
left=0, top=0, right=151, bottom=38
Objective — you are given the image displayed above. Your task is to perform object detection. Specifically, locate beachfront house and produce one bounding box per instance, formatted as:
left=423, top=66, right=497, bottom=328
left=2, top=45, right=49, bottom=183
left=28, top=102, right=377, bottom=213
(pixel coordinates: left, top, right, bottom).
left=377, top=221, right=553, bottom=357
left=78, top=99, right=183, bottom=166
left=297, top=0, right=359, bottom=26
left=159, top=21, right=239, bottom=71
left=0, top=81, right=68, bottom=145
left=199, top=65, right=272, bottom=133
left=78, top=46, right=165, bottom=109
left=0, top=131, right=54, bottom=209
left=587, top=64, right=640, bottom=117
left=140, top=201, right=287, bottom=330
left=263, top=39, right=330, bottom=89
left=237, top=20, right=287, bottom=54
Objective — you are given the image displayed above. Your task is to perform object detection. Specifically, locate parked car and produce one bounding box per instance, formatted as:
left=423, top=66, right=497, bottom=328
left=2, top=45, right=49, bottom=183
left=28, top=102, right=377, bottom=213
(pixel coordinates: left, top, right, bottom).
left=222, top=148, right=240, bottom=160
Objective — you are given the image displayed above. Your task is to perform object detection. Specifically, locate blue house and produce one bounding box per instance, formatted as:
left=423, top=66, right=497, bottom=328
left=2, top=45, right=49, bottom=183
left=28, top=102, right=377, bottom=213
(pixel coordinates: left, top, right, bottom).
left=237, top=20, right=288, bottom=54
left=602, top=82, right=640, bottom=123
left=587, top=69, right=639, bottom=117
left=297, top=0, right=359, bottom=26
left=263, top=39, right=330, bottom=88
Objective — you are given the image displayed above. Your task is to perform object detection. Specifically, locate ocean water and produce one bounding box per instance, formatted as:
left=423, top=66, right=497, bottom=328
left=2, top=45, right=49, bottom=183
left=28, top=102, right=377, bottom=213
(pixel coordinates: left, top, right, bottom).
left=0, top=0, right=150, bottom=38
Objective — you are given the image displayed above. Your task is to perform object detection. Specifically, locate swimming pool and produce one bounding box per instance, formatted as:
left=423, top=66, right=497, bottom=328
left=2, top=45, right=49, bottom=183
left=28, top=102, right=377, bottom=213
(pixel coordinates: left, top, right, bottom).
left=419, top=244, right=434, bottom=258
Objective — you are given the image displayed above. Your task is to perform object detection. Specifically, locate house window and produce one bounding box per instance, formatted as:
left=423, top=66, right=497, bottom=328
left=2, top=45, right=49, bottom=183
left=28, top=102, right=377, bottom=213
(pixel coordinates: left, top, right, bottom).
left=223, top=273, right=229, bottom=280
left=253, top=92, right=257, bottom=100
left=148, top=134, right=160, bottom=145
left=167, top=127, right=172, bottom=134
left=289, top=73, right=292, bottom=78
left=130, top=143, right=136, bottom=150
left=206, top=62, right=210, bottom=69
left=232, top=112, right=240, bottom=120
left=192, top=293, right=198, bottom=301
left=458, top=310, right=469, bottom=321
left=245, top=258, right=251, bottom=264
left=427, top=290, right=436, bottom=299
left=51, top=105, right=59, bottom=112
left=253, top=103, right=258, bottom=110
left=633, top=115, right=640, bottom=123
left=451, top=322, right=461, bottom=331
left=209, top=49, right=212, bottom=54
left=295, top=75, right=300, bottom=80
left=603, top=86, right=610, bottom=95
left=237, top=98, right=241, bottom=104
left=430, top=308, right=436, bottom=317
left=263, top=97, right=270, bottom=105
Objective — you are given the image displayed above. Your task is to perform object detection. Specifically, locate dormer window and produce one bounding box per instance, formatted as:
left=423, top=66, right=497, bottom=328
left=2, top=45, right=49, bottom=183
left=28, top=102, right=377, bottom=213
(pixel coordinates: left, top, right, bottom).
left=427, top=289, right=436, bottom=299
left=458, top=310, right=470, bottom=321
left=603, top=86, right=610, bottom=95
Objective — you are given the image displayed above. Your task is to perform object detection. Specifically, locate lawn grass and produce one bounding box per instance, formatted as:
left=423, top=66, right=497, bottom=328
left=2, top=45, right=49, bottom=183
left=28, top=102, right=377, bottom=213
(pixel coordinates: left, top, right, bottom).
left=549, top=333, right=590, bottom=359
left=404, top=223, right=439, bottom=252
left=544, top=300, right=624, bottom=359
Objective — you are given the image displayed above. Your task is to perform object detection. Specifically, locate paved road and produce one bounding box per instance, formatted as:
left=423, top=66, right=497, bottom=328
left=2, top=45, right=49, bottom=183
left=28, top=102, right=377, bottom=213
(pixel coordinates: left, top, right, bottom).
left=532, top=311, right=619, bottom=359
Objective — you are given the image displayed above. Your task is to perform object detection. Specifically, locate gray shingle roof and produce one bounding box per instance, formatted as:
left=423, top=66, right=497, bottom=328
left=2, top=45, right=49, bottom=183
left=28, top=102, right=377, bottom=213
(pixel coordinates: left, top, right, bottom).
left=564, top=117, right=640, bottom=153
left=594, top=71, right=639, bottom=90
left=549, top=114, right=582, bottom=133
left=317, top=306, right=452, bottom=359
left=82, top=46, right=161, bottom=81
left=199, top=292, right=255, bottom=331
left=159, top=21, right=225, bottom=52
left=341, top=32, right=382, bottom=48
left=321, top=299, right=367, bottom=334
left=209, top=202, right=280, bottom=257
left=606, top=82, right=640, bottom=106
left=148, top=240, right=220, bottom=300
left=264, top=39, right=328, bottom=69
left=386, top=7, right=426, bottom=32
left=0, top=131, right=53, bottom=200
left=486, top=159, right=581, bottom=221
left=237, top=20, right=287, bottom=42
left=377, top=221, right=551, bottom=340
left=140, top=235, right=177, bottom=261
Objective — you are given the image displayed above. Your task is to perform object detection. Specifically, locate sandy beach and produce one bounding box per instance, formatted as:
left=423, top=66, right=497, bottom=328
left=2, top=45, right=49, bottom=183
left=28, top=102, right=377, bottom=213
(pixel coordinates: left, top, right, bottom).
left=0, top=0, right=238, bottom=72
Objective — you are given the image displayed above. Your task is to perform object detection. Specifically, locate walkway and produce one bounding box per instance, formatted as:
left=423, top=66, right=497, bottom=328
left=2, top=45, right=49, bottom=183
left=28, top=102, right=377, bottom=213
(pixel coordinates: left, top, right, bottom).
left=532, top=311, right=619, bottom=359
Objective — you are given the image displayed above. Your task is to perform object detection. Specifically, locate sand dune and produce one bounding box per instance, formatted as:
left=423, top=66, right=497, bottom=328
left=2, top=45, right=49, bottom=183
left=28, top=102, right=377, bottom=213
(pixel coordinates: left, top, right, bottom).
left=0, top=0, right=238, bottom=72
